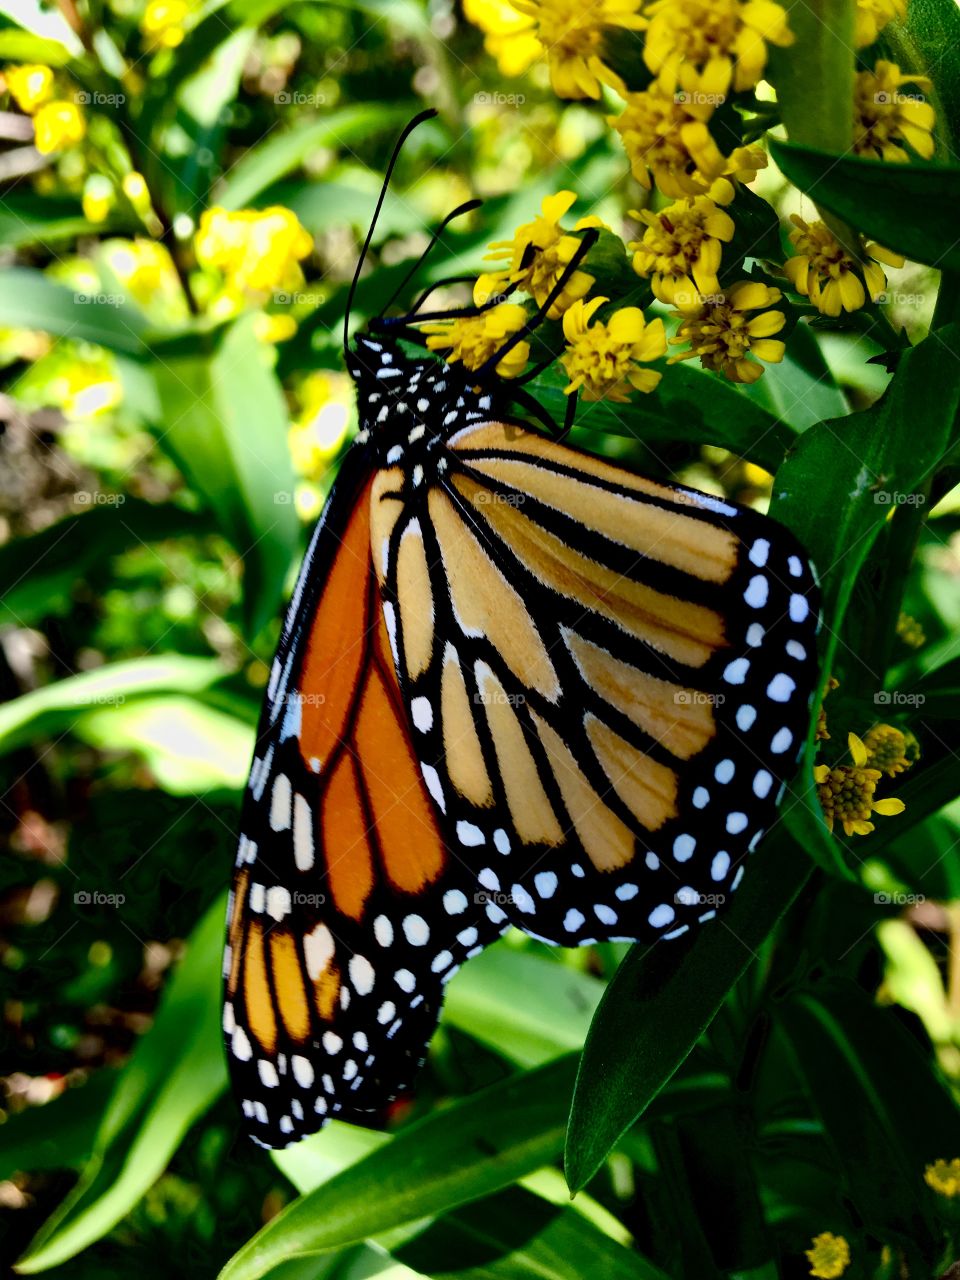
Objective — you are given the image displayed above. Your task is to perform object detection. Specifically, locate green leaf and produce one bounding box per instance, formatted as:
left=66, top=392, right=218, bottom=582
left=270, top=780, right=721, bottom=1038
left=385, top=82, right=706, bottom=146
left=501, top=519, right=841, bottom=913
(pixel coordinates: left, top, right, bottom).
left=395, top=1187, right=671, bottom=1280
left=0, top=268, right=153, bottom=356
left=76, top=695, right=254, bottom=793
left=564, top=829, right=810, bottom=1192
left=770, top=140, right=960, bottom=272
left=741, top=320, right=849, bottom=432
left=0, top=28, right=76, bottom=63
left=0, top=655, right=226, bottom=756
left=16, top=895, right=228, bottom=1273
left=443, top=947, right=603, bottom=1068
left=218, top=104, right=416, bottom=210
left=218, top=1055, right=578, bottom=1280
left=778, top=981, right=960, bottom=1256
left=148, top=314, right=299, bottom=637
left=883, top=0, right=960, bottom=149
left=529, top=365, right=796, bottom=475
left=0, top=499, right=210, bottom=627
left=0, top=193, right=131, bottom=249
left=767, top=0, right=855, bottom=151
left=0, top=1071, right=118, bottom=1180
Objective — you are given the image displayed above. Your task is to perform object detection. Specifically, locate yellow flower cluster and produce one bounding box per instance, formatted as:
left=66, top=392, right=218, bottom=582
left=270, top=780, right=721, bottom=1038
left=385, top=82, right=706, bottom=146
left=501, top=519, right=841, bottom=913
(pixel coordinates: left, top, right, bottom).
left=805, top=1232, right=850, bottom=1279
left=669, top=281, right=785, bottom=384
left=784, top=216, right=903, bottom=317
left=815, top=732, right=906, bottom=837
left=560, top=296, right=666, bottom=400
left=4, top=64, right=86, bottom=155
left=194, top=206, right=313, bottom=302
left=485, top=191, right=597, bottom=318
left=502, top=0, right=645, bottom=99
left=860, top=723, right=918, bottom=777
left=642, top=0, right=793, bottom=98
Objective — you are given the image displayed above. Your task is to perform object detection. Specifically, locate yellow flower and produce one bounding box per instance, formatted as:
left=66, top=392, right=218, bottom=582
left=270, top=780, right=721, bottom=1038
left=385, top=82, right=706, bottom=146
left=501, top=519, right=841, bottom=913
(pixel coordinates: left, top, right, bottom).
left=629, top=180, right=735, bottom=306
left=253, top=312, right=298, bottom=343
left=507, top=0, right=645, bottom=99
left=854, top=61, right=936, bottom=162
left=33, top=100, right=86, bottom=155
left=805, top=1232, right=851, bottom=1279
left=611, top=87, right=765, bottom=198
left=861, top=723, right=918, bottom=777
left=195, top=206, right=313, bottom=300
left=82, top=175, right=115, bottom=224
left=420, top=278, right=531, bottom=377
left=669, top=280, right=785, bottom=384
left=485, top=191, right=595, bottom=318
left=643, top=0, right=793, bottom=97
left=141, top=0, right=190, bottom=49
left=560, top=296, right=666, bottom=401
left=856, top=0, right=907, bottom=48
left=5, top=64, right=55, bottom=114
left=815, top=732, right=906, bottom=837
left=463, top=0, right=541, bottom=76
left=925, top=1158, right=960, bottom=1198
left=897, top=612, right=925, bottom=649
left=783, top=216, right=903, bottom=317
left=109, top=238, right=183, bottom=310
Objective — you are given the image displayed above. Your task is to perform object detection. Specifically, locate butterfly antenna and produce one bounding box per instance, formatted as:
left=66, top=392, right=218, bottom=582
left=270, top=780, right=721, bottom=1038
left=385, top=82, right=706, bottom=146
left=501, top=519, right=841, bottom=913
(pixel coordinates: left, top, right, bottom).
left=380, top=198, right=483, bottom=317
left=474, top=227, right=599, bottom=379
left=343, top=108, right=439, bottom=355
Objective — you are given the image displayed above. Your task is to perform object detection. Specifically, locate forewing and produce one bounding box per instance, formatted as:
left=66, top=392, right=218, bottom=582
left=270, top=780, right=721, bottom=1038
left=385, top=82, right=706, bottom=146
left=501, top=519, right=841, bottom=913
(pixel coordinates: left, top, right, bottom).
left=380, top=421, right=820, bottom=947
left=224, top=450, right=502, bottom=1149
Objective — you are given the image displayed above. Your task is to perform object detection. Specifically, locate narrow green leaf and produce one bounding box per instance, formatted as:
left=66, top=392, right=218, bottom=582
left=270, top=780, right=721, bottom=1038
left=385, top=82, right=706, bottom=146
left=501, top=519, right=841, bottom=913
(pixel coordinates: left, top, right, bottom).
left=0, top=193, right=131, bottom=248
left=767, top=0, right=855, bottom=151
left=149, top=314, right=299, bottom=636
left=564, top=829, right=809, bottom=1192
left=0, top=268, right=153, bottom=356
left=217, top=105, right=415, bottom=210
left=778, top=981, right=960, bottom=1252
left=16, top=895, right=227, bottom=1273
left=219, top=1055, right=578, bottom=1280
left=443, top=946, right=603, bottom=1068
left=0, top=655, right=226, bottom=756
left=741, top=321, right=849, bottom=432
left=770, top=140, right=960, bottom=272
left=396, top=1187, right=671, bottom=1280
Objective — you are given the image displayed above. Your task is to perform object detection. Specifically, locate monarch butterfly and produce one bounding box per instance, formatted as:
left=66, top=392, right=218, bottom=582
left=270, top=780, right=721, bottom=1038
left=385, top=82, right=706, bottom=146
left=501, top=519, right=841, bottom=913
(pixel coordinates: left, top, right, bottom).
left=223, top=111, right=820, bottom=1148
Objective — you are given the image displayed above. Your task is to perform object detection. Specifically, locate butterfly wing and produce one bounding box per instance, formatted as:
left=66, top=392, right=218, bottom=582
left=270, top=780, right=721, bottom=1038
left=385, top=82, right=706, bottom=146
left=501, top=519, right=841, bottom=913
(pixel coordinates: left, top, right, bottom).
left=376, top=420, right=820, bottom=946
left=224, top=447, right=503, bottom=1148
